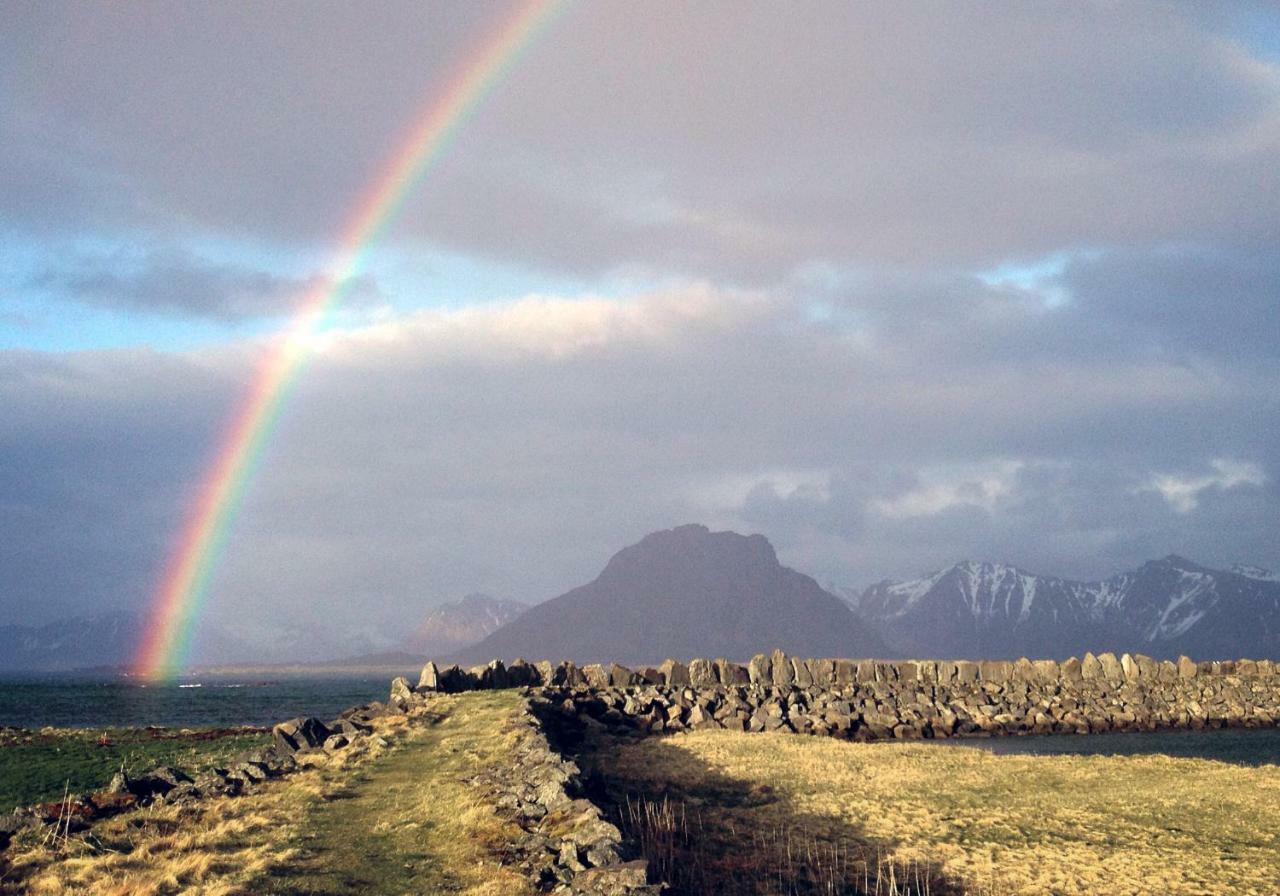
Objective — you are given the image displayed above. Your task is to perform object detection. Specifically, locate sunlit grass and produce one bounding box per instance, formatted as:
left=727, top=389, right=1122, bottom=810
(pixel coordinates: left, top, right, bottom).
left=599, top=731, right=1280, bottom=895
left=1, top=691, right=534, bottom=896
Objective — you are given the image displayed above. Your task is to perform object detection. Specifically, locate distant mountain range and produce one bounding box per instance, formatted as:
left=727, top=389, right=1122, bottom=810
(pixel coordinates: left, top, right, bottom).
left=0, top=611, right=149, bottom=673
left=400, top=593, right=527, bottom=656
left=0, top=593, right=526, bottom=673
left=454, top=524, right=887, bottom=665
left=4, top=528, right=1277, bottom=673
left=850, top=556, right=1280, bottom=661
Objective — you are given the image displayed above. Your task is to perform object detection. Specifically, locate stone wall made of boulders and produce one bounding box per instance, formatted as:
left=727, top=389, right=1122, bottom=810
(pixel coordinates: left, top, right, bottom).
left=2, top=701, right=395, bottom=848
left=410, top=649, right=1280, bottom=742
left=459, top=694, right=659, bottom=896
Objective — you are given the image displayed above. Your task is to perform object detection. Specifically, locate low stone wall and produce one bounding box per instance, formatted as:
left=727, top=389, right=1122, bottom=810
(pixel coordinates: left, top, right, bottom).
left=464, top=695, right=658, bottom=895
left=405, top=649, right=1280, bottom=741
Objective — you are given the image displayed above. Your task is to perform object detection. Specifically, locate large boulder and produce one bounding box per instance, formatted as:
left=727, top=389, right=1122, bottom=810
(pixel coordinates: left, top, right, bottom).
left=507, top=658, right=539, bottom=686
left=748, top=653, right=772, bottom=685
left=608, top=663, right=640, bottom=687
left=273, top=717, right=332, bottom=754
left=389, top=677, right=415, bottom=706
left=1097, top=652, right=1123, bottom=681
left=582, top=664, right=611, bottom=689
left=417, top=661, right=439, bottom=691
left=717, top=658, right=750, bottom=685
left=1081, top=652, right=1104, bottom=680
left=771, top=649, right=794, bottom=687
left=688, top=658, right=717, bottom=688
left=659, top=658, right=690, bottom=686
left=437, top=664, right=475, bottom=693
left=481, top=659, right=509, bottom=689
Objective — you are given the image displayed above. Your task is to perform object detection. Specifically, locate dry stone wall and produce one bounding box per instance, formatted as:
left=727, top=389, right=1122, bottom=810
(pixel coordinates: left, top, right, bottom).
left=464, top=695, right=658, bottom=895
left=409, top=649, right=1280, bottom=741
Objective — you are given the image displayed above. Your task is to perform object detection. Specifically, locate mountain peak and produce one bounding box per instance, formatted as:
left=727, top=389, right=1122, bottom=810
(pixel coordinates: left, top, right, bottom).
left=602, top=524, right=780, bottom=582
left=856, top=553, right=1280, bottom=661
left=457, top=525, right=885, bottom=665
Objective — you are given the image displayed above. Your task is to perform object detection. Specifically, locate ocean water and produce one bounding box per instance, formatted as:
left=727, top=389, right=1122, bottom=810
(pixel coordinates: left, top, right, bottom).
left=939, top=725, right=1280, bottom=767
left=0, top=676, right=394, bottom=729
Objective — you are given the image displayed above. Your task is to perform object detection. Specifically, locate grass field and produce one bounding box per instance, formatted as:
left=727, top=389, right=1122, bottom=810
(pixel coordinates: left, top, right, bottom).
left=0, top=691, right=534, bottom=896
left=0, top=728, right=268, bottom=811
left=594, top=730, right=1280, bottom=896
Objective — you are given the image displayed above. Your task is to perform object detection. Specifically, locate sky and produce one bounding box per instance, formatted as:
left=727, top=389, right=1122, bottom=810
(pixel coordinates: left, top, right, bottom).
left=2, top=1, right=1279, bottom=654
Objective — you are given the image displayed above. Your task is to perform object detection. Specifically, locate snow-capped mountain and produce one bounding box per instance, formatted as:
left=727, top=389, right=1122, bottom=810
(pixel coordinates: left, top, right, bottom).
left=399, top=593, right=528, bottom=657
left=0, top=610, right=252, bottom=672
left=853, top=556, right=1280, bottom=661
left=0, top=611, right=145, bottom=672
left=1233, top=565, right=1278, bottom=582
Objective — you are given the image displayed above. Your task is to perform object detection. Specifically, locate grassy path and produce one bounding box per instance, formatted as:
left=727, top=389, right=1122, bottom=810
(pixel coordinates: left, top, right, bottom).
left=2, top=691, right=536, bottom=896
left=252, top=689, right=534, bottom=896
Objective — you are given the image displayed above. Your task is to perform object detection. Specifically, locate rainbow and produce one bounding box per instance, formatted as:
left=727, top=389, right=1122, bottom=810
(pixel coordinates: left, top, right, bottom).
left=134, top=0, right=569, bottom=679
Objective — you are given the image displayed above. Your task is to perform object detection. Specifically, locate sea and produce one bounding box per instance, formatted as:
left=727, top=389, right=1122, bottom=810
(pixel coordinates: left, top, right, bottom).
left=2, top=677, right=1279, bottom=766
left=935, top=725, right=1280, bottom=767
left=0, top=676, right=395, bottom=729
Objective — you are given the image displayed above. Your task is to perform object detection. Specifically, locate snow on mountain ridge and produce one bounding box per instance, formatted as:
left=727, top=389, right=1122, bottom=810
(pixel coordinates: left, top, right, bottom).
left=854, top=555, right=1280, bottom=660
left=1233, top=565, right=1278, bottom=582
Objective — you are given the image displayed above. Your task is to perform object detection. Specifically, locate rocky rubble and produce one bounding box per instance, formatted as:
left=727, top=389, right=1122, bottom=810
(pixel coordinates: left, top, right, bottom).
left=416, top=649, right=1280, bottom=741
left=2, top=699, right=394, bottom=844
left=462, top=695, right=658, bottom=895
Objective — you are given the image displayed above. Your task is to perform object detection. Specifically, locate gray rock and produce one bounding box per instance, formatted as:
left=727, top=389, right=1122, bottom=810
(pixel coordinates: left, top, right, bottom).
left=688, top=658, right=717, bottom=688
left=389, top=676, right=415, bottom=705
left=771, top=649, right=794, bottom=687
left=417, top=661, right=439, bottom=691
left=1098, top=652, right=1123, bottom=681
left=1081, top=653, right=1104, bottom=680
left=658, top=658, right=690, bottom=686
left=716, top=658, right=750, bottom=685
left=273, top=717, right=332, bottom=753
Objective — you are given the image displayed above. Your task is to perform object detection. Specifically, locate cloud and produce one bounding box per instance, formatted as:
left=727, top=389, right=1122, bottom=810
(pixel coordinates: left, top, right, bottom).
left=1147, top=459, right=1267, bottom=513
left=22, top=247, right=381, bottom=321
left=3, top=4, right=1280, bottom=651
left=3, top=3, right=1279, bottom=280
left=2, top=282, right=1277, bottom=640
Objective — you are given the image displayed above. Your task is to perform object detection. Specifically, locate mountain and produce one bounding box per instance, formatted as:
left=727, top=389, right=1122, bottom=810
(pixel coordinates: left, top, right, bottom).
left=1233, top=565, right=1278, bottom=582
left=399, top=594, right=527, bottom=656
left=854, top=556, right=1280, bottom=660
left=0, top=611, right=146, bottom=672
left=455, top=524, right=888, bottom=665
left=0, top=610, right=258, bottom=672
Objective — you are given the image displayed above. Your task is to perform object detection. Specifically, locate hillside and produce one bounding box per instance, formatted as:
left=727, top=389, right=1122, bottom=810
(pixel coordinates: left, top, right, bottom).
left=455, top=524, right=888, bottom=665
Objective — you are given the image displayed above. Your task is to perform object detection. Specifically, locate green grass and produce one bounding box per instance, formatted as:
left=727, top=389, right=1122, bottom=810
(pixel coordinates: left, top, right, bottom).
left=0, top=727, right=268, bottom=811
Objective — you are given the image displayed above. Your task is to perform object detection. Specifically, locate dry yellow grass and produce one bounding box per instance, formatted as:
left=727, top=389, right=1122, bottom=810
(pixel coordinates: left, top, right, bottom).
left=600, top=731, right=1280, bottom=896
left=1, top=691, right=534, bottom=896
